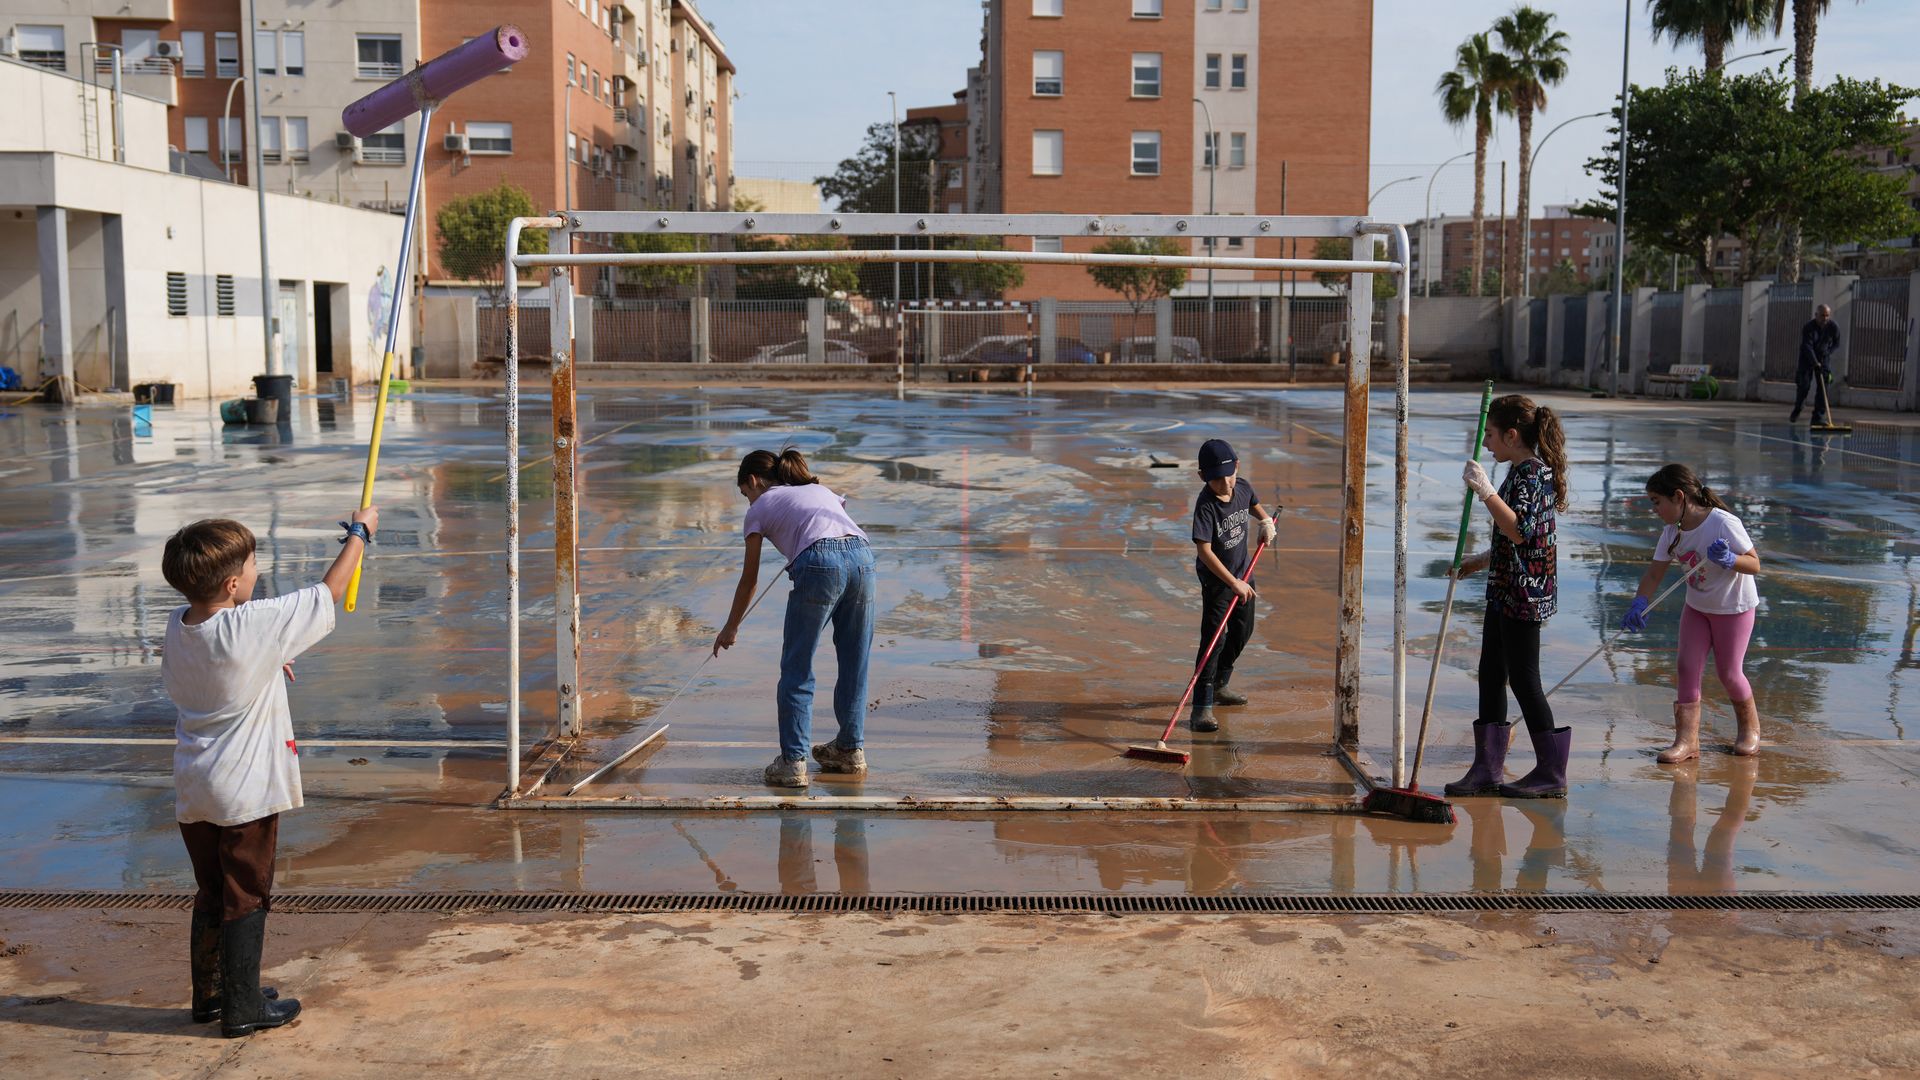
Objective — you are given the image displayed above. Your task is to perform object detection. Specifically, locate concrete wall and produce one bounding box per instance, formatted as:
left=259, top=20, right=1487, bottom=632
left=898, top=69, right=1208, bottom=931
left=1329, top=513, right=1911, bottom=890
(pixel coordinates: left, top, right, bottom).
left=0, top=150, right=409, bottom=398
left=1409, top=295, right=1500, bottom=373
left=0, top=55, right=170, bottom=168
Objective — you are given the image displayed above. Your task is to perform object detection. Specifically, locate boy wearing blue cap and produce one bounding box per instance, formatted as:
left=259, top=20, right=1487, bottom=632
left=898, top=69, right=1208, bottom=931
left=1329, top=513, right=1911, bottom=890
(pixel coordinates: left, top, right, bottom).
left=1189, top=438, right=1277, bottom=732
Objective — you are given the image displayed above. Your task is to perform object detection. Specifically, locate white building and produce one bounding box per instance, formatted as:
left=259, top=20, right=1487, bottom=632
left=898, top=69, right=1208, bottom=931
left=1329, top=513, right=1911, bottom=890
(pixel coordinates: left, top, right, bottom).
left=0, top=56, right=412, bottom=399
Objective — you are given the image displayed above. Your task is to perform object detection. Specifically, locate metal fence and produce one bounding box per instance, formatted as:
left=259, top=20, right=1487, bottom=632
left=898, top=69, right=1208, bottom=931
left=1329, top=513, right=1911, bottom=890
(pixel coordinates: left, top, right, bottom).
left=1765, top=282, right=1812, bottom=381
left=479, top=300, right=549, bottom=361
left=1649, top=291, right=1684, bottom=374
left=1559, top=294, right=1586, bottom=371
left=1704, top=287, right=1742, bottom=377
left=1850, top=276, right=1911, bottom=391
left=1526, top=298, right=1547, bottom=368
left=594, top=301, right=692, bottom=363
left=1172, top=299, right=1264, bottom=361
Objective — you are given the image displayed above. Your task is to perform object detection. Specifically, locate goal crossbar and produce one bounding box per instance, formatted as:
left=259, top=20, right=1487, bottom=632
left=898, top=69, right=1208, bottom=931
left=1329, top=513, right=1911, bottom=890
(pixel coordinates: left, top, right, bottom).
left=497, top=212, right=1416, bottom=809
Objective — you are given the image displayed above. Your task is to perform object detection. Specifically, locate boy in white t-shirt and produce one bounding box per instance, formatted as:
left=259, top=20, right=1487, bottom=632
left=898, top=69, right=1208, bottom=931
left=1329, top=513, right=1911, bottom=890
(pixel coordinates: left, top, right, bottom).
left=1618, top=464, right=1762, bottom=763
left=161, top=506, right=375, bottom=1037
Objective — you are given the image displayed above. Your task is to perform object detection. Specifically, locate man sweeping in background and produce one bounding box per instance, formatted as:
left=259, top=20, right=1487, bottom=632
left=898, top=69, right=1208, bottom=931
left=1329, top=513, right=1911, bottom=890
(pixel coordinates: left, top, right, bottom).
left=1791, top=304, right=1840, bottom=424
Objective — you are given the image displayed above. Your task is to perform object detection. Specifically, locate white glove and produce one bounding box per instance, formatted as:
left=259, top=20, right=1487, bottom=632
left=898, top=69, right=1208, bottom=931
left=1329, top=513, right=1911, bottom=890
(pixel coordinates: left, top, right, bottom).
left=1463, top=460, right=1496, bottom=500
left=1260, top=517, right=1277, bottom=545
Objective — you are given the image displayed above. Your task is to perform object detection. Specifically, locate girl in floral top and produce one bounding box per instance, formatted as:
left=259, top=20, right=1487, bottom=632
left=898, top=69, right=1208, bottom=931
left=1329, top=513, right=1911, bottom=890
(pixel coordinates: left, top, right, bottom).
left=1446, top=394, right=1572, bottom=800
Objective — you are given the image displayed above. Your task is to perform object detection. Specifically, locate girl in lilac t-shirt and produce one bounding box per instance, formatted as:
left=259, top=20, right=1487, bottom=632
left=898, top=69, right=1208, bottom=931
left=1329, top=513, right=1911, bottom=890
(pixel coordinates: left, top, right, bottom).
left=712, top=448, right=875, bottom=789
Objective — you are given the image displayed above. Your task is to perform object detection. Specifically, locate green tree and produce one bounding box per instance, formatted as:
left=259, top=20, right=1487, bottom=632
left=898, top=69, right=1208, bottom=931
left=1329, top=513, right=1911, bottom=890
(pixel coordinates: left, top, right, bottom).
left=1436, top=32, right=1514, bottom=298
left=1769, top=0, right=1847, bottom=282
left=1449, top=263, right=1503, bottom=296
left=1313, top=238, right=1397, bottom=302
left=1086, top=237, right=1188, bottom=318
left=1493, top=6, right=1571, bottom=297
left=734, top=233, right=862, bottom=300
left=435, top=182, right=548, bottom=307
left=1583, top=70, right=1918, bottom=284
left=936, top=236, right=1026, bottom=299
left=1538, top=257, right=1584, bottom=295
left=612, top=231, right=702, bottom=296
left=1649, top=0, right=1775, bottom=71
left=816, top=120, right=940, bottom=299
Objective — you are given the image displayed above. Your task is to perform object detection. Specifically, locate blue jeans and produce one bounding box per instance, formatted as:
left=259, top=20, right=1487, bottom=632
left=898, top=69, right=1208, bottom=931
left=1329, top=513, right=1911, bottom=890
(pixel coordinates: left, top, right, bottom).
left=776, top=537, right=876, bottom=761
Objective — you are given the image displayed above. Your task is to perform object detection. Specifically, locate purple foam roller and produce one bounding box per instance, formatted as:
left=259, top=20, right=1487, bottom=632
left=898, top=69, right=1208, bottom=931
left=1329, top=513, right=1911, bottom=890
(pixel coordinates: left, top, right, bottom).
left=342, top=25, right=530, bottom=137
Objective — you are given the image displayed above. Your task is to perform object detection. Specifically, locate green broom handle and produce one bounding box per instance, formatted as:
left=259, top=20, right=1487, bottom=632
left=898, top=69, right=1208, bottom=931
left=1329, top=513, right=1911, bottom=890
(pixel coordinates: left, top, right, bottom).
left=1452, top=381, right=1495, bottom=570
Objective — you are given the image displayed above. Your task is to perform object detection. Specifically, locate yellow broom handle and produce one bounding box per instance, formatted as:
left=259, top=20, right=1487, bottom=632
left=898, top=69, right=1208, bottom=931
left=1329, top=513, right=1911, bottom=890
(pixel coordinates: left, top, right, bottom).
left=343, top=349, right=398, bottom=612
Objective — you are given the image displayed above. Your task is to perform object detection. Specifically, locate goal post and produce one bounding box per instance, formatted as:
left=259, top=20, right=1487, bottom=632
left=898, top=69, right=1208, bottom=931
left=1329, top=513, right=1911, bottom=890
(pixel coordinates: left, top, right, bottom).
left=499, top=212, right=1414, bottom=805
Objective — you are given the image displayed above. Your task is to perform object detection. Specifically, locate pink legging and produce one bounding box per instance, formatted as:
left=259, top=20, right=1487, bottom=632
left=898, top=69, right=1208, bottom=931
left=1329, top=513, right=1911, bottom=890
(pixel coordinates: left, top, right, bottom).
left=1675, top=606, right=1755, bottom=704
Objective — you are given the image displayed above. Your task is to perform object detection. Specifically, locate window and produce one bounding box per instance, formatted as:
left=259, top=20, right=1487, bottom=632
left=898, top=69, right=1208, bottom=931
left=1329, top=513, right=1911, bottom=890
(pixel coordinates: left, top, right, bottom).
left=1031, top=129, right=1063, bottom=175
left=282, top=31, right=303, bottom=76
left=181, top=31, right=206, bottom=77
left=567, top=132, right=579, bottom=161
left=1204, top=54, right=1221, bottom=90
left=258, top=117, right=282, bottom=162
left=1231, top=0, right=1248, bottom=9
left=1226, top=234, right=1243, bottom=249
left=1229, top=131, right=1246, bottom=168
left=1230, top=54, right=1247, bottom=89
left=601, top=78, right=610, bottom=102
left=566, top=54, right=576, bottom=85
left=947, top=166, right=963, bottom=188
left=184, top=117, right=210, bottom=154
left=1033, top=0, right=1063, bottom=14
left=357, top=34, right=402, bottom=79
left=1131, top=53, right=1161, bottom=97
left=215, top=274, right=236, bottom=316
left=1202, top=131, right=1216, bottom=168
left=468, top=121, right=513, bottom=154
left=254, top=30, right=280, bottom=75
left=1206, top=0, right=1223, bottom=9
left=215, top=32, right=239, bottom=78
left=1132, top=0, right=1162, bottom=16
left=219, top=116, right=243, bottom=162
left=1131, top=131, right=1160, bottom=176
left=362, top=121, right=405, bottom=163
left=1034, top=237, right=1064, bottom=253
left=1032, top=50, right=1062, bottom=96
left=166, top=272, right=188, bottom=317
left=17, top=25, right=64, bottom=71
left=285, top=117, right=308, bottom=161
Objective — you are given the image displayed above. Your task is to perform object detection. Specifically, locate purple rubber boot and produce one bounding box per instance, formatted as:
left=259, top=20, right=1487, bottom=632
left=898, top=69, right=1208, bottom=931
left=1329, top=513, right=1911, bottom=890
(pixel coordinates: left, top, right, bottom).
left=1444, top=721, right=1512, bottom=797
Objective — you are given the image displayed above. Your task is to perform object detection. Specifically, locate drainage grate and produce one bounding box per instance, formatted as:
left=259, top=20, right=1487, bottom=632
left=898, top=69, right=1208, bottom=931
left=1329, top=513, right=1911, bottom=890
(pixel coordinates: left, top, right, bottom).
left=1, top=891, right=1916, bottom=916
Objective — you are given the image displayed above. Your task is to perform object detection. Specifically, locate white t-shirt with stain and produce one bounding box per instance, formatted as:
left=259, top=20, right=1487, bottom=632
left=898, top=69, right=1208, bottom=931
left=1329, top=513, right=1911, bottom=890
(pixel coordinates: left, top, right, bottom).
left=164, top=583, right=335, bottom=826
left=1655, top=508, right=1760, bottom=615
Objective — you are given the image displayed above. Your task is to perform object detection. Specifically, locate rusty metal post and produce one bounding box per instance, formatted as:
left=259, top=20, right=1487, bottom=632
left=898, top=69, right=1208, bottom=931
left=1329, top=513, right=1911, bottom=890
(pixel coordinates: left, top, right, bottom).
left=505, top=224, right=524, bottom=794
left=549, top=230, right=583, bottom=739
left=1387, top=224, right=1411, bottom=789
left=1334, top=234, right=1374, bottom=750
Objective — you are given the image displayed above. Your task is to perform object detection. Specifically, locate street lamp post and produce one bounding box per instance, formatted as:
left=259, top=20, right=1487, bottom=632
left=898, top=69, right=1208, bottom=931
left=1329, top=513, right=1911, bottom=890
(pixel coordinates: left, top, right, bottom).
left=889, top=91, right=900, bottom=309
left=245, top=0, right=278, bottom=379
left=1369, top=174, right=1422, bottom=210
left=221, top=77, right=246, bottom=184
left=1422, top=150, right=1474, bottom=298
left=1724, top=46, right=1786, bottom=68
left=1609, top=0, right=1631, bottom=397
left=1193, top=97, right=1216, bottom=353
left=1520, top=110, right=1607, bottom=299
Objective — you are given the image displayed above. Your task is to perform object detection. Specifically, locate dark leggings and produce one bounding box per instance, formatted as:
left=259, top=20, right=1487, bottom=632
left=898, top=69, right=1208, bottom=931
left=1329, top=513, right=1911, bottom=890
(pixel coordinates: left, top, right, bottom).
left=1479, top=605, right=1556, bottom=734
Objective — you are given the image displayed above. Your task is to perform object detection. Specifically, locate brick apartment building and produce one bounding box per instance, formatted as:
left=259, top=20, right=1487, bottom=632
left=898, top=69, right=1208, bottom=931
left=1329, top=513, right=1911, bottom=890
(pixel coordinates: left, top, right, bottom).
left=1414, top=205, right=1615, bottom=294
left=956, top=0, right=1372, bottom=300
left=1, top=0, right=734, bottom=285
left=905, top=96, right=970, bottom=216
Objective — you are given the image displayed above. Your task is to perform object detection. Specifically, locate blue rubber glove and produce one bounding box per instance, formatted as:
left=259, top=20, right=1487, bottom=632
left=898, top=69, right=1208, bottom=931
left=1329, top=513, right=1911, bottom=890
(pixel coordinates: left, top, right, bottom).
left=1706, top=538, right=1737, bottom=569
left=1619, top=595, right=1652, bottom=633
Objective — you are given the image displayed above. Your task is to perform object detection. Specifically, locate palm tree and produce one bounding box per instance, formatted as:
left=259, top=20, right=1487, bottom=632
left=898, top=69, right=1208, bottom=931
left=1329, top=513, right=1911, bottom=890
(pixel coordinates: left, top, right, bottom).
left=1769, top=0, right=1855, bottom=281
left=1435, top=34, right=1514, bottom=298
left=1648, top=0, right=1775, bottom=70
left=1493, top=6, right=1571, bottom=297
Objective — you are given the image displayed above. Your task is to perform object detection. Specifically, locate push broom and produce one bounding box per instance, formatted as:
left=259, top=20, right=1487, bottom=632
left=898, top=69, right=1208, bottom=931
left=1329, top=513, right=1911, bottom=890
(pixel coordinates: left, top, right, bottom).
left=336, top=27, right=532, bottom=612
left=1809, top=367, right=1852, bottom=436
left=1365, top=381, right=1494, bottom=824
left=1125, top=536, right=1272, bottom=765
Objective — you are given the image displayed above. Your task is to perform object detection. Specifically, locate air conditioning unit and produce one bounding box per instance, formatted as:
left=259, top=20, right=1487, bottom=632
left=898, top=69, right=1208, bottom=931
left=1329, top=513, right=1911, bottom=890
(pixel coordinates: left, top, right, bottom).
left=334, top=131, right=356, bottom=150
left=154, top=40, right=185, bottom=60
left=443, top=131, right=469, bottom=153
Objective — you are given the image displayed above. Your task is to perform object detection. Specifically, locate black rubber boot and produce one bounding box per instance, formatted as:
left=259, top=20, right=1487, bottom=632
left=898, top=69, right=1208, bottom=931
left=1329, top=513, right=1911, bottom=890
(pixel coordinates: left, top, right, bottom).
left=1212, top=679, right=1249, bottom=707
left=219, top=910, right=301, bottom=1038
left=1189, top=705, right=1219, bottom=733
left=191, top=909, right=277, bottom=1023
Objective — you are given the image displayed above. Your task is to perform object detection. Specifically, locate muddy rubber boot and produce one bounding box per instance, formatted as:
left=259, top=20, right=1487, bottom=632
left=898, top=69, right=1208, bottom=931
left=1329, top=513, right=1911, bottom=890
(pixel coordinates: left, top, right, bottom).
left=1657, top=701, right=1701, bottom=764
left=1212, top=677, right=1249, bottom=707
left=1499, top=726, right=1571, bottom=799
left=1730, top=697, right=1762, bottom=757
left=1444, top=721, right=1512, bottom=797
left=190, top=909, right=276, bottom=1023
left=219, top=910, right=300, bottom=1038
left=1189, top=705, right=1219, bottom=733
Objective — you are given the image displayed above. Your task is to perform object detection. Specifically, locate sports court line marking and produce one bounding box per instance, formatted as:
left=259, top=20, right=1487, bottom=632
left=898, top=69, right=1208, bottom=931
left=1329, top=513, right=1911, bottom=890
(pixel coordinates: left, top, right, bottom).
left=484, top=417, right=651, bottom=482
left=0, top=737, right=506, bottom=749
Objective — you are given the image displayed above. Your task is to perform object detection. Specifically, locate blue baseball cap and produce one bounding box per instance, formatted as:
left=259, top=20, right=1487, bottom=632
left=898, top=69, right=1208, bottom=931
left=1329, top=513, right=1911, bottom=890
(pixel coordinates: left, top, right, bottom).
left=1198, top=438, right=1237, bottom=480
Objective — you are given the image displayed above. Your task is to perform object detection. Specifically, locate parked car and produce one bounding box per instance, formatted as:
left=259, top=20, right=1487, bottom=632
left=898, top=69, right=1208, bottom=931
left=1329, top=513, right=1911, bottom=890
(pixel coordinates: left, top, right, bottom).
left=1113, top=335, right=1206, bottom=363
left=941, top=335, right=1033, bottom=364
left=750, top=337, right=869, bottom=364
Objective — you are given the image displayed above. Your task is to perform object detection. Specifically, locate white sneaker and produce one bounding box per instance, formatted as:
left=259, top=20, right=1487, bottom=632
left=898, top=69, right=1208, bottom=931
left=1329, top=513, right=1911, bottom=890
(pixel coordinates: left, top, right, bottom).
left=763, top=756, right=808, bottom=788
left=812, top=742, right=867, bottom=775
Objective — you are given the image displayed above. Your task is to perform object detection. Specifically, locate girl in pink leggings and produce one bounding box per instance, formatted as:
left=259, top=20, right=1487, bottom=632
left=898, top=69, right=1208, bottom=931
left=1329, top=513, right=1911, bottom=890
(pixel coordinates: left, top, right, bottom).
left=1618, top=464, right=1763, bottom=761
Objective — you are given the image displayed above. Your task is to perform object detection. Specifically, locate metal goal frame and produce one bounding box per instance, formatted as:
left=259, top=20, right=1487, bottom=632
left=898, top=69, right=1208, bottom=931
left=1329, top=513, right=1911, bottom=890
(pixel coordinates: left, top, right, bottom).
left=497, top=212, right=1413, bottom=808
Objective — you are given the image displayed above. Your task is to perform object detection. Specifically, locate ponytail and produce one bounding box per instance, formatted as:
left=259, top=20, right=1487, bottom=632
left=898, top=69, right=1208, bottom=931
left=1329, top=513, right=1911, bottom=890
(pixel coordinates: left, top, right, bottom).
left=1645, top=463, right=1730, bottom=513
left=1487, top=395, right=1570, bottom=511
left=736, top=446, right=819, bottom=488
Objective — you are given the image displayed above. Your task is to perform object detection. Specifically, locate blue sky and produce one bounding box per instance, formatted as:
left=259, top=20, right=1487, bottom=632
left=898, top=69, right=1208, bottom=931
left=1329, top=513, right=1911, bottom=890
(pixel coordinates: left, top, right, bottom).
left=699, top=0, right=1920, bottom=222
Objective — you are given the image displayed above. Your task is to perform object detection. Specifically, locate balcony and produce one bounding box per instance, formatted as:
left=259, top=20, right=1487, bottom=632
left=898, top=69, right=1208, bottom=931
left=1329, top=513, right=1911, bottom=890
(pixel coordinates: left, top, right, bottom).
left=357, top=60, right=403, bottom=80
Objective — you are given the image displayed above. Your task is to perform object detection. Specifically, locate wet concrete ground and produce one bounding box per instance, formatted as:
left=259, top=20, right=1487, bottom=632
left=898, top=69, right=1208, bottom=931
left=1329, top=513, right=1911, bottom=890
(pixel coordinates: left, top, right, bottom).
left=1, top=384, right=1917, bottom=896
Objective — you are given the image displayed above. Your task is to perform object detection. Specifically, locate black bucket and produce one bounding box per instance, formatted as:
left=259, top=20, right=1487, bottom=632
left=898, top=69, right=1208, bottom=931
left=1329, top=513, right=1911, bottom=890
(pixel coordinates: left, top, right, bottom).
left=243, top=397, right=279, bottom=425
left=132, top=382, right=176, bottom=405
left=253, top=374, right=293, bottom=422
